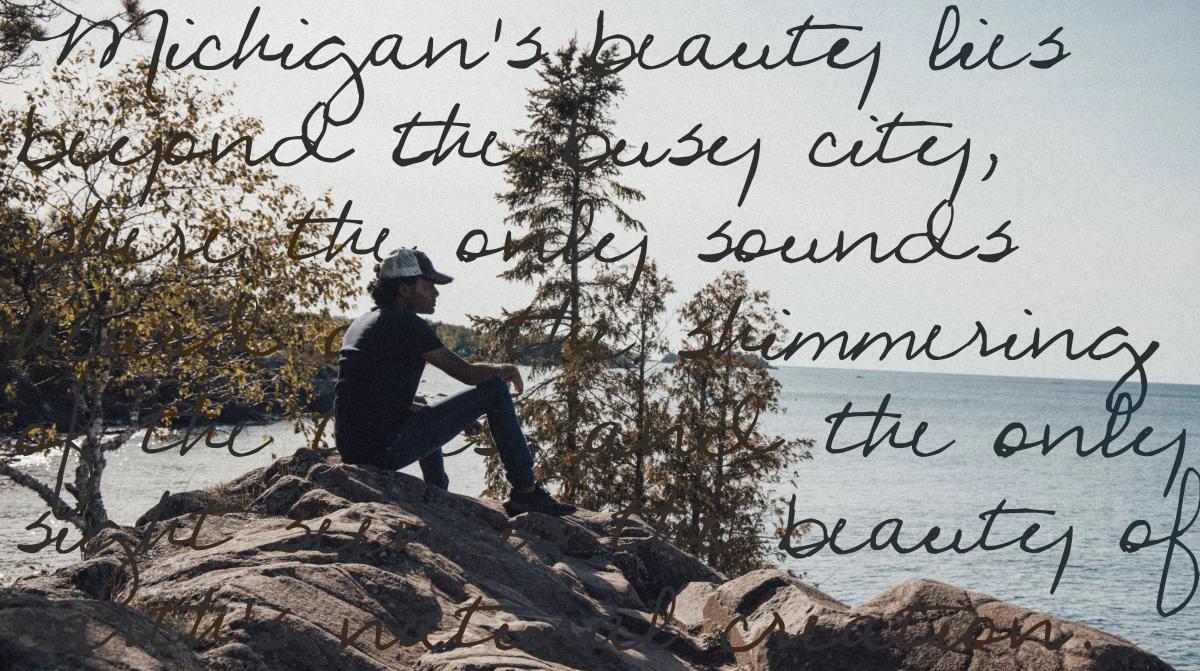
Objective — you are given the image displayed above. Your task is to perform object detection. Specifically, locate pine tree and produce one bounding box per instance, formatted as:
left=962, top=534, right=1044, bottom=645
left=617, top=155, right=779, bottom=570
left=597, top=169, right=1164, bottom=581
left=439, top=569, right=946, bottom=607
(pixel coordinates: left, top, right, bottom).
left=657, top=271, right=812, bottom=575
left=0, top=1, right=144, bottom=82
left=582, top=261, right=674, bottom=513
left=472, top=40, right=646, bottom=499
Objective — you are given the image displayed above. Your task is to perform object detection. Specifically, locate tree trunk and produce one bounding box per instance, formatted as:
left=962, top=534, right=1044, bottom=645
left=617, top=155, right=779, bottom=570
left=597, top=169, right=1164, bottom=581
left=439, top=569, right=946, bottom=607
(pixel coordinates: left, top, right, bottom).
left=710, top=366, right=732, bottom=566
left=74, top=292, right=111, bottom=538
left=688, top=369, right=709, bottom=557
left=74, top=386, right=109, bottom=538
left=564, top=103, right=582, bottom=461
left=633, top=345, right=646, bottom=514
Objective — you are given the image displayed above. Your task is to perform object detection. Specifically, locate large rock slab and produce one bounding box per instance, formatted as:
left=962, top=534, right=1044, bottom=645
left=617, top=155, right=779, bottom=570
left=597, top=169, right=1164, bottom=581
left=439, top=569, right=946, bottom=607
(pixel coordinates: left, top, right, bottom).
left=687, top=569, right=1174, bottom=671
left=6, top=449, right=1175, bottom=670
left=9, top=449, right=721, bottom=670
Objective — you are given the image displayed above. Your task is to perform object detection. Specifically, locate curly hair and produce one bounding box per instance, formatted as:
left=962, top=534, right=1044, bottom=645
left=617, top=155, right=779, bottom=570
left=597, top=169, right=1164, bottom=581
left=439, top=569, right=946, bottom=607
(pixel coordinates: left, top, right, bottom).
left=367, top=262, right=420, bottom=307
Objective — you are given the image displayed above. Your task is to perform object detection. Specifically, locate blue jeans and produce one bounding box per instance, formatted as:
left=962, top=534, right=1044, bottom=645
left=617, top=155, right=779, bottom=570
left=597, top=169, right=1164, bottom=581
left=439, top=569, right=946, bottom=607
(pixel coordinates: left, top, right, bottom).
left=379, top=377, right=536, bottom=491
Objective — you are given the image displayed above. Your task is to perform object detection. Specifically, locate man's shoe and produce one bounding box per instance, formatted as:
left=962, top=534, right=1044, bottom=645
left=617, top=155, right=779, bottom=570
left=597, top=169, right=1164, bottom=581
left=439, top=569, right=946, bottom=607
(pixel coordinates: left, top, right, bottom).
left=504, top=482, right=576, bottom=517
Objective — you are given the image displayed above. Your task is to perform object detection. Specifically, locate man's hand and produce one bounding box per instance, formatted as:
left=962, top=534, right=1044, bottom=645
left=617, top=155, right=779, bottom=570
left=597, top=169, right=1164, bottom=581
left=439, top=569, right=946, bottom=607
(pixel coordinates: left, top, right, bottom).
left=424, top=348, right=523, bottom=393
left=422, top=347, right=525, bottom=394
left=499, top=364, right=524, bottom=395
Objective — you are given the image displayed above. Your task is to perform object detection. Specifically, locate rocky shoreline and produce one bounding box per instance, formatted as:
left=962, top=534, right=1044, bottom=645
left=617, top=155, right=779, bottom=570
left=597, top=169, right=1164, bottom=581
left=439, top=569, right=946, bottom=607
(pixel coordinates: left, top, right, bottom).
left=1, top=448, right=1174, bottom=670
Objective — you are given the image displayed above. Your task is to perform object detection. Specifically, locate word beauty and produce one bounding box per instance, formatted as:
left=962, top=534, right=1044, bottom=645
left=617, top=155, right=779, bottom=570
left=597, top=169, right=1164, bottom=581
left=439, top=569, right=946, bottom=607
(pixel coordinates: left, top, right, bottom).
left=779, top=494, right=1074, bottom=594
left=589, top=10, right=882, bottom=109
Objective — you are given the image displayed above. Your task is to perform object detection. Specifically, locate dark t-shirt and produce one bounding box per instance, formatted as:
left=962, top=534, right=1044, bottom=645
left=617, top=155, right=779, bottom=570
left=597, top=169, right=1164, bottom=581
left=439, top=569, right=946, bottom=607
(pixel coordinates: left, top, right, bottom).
left=334, top=306, right=445, bottom=464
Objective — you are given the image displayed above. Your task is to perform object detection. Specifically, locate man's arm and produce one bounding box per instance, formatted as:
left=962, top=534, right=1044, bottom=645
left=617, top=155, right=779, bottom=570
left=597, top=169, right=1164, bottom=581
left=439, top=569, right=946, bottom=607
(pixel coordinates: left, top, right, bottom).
left=422, top=347, right=524, bottom=394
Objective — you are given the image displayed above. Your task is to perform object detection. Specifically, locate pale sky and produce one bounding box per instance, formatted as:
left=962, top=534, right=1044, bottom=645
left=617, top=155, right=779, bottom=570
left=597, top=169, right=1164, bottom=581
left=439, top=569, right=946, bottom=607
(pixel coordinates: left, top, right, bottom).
left=11, top=0, right=1200, bottom=384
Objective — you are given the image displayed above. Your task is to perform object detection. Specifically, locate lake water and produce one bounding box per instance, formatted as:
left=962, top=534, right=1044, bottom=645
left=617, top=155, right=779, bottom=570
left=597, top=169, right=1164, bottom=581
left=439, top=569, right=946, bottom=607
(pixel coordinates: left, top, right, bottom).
left=2, top=365, right=1196, bottom=669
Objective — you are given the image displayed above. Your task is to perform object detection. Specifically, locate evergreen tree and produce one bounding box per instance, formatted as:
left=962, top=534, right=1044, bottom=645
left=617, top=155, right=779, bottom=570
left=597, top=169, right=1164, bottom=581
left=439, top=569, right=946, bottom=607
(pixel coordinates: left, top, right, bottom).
left=657, top=271, right=812, bottom=575
left=582, top=261, right=674, bottom=513
left=472, top=40, right=645, bottom=499
left=0, top=1, right=144, bottom=82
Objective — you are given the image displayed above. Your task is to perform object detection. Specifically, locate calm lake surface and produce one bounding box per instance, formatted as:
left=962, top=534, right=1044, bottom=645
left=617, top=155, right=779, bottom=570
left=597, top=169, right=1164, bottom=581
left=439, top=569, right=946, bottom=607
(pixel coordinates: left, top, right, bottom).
left=2, top=365, right=1196, bottom=668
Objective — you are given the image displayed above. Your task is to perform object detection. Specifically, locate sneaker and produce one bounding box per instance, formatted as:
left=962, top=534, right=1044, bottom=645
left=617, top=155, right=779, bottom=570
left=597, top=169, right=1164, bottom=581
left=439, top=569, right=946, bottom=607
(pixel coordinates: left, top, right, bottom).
left=503, top=482, right=576, bottom=517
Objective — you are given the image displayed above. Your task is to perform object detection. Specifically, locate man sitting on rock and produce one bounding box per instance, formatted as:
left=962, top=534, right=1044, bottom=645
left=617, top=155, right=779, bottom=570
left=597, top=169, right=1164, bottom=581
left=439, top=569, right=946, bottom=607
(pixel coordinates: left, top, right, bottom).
left=333, top=247, right=575, bottom=517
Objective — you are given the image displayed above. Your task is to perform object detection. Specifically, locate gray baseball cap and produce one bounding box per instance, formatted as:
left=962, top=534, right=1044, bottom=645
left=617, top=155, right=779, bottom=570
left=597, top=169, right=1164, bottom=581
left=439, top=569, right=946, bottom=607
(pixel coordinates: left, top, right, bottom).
left=377, top=248, right=454, bottom=284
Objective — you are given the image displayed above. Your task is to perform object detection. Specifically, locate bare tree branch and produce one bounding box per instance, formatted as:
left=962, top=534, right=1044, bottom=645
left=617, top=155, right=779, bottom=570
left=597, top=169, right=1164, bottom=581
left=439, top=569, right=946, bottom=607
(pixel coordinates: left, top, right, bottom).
left=0, top=455, right=83, bottom=527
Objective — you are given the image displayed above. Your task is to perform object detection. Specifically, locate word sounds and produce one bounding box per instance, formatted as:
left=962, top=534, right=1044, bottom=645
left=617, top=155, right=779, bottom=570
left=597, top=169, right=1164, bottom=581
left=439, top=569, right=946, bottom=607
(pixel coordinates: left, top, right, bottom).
left=779, top=494, right=1075, bottom=593
left=698, top=201, right=1016, bottom=266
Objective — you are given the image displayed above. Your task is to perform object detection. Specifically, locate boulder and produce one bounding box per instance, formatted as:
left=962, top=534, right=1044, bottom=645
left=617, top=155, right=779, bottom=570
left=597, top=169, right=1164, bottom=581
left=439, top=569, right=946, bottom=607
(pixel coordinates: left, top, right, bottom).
left=8, top=450, right=1176, bottom=670
left=685, top=570, right=1174, bottom=671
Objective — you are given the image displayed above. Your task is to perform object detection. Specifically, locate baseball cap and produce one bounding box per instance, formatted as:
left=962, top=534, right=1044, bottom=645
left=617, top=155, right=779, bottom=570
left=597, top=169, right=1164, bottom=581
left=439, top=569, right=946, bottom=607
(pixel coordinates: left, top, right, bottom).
left=377, top=248, right=454, bottom=285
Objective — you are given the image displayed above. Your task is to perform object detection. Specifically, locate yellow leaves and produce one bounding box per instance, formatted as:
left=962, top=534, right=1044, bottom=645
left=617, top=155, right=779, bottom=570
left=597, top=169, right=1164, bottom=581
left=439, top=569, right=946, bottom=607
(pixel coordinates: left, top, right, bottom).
left=17, top=424, right=62, bottom=456
left=3, top=52, right=358, bottom=476
left=198, top=398, right=222, bottom=420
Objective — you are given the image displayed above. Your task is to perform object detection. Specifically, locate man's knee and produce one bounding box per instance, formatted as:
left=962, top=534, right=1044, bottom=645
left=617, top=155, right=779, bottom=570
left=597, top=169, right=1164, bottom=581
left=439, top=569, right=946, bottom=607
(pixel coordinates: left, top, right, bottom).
left=479, top=376, right=509, bottom=398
